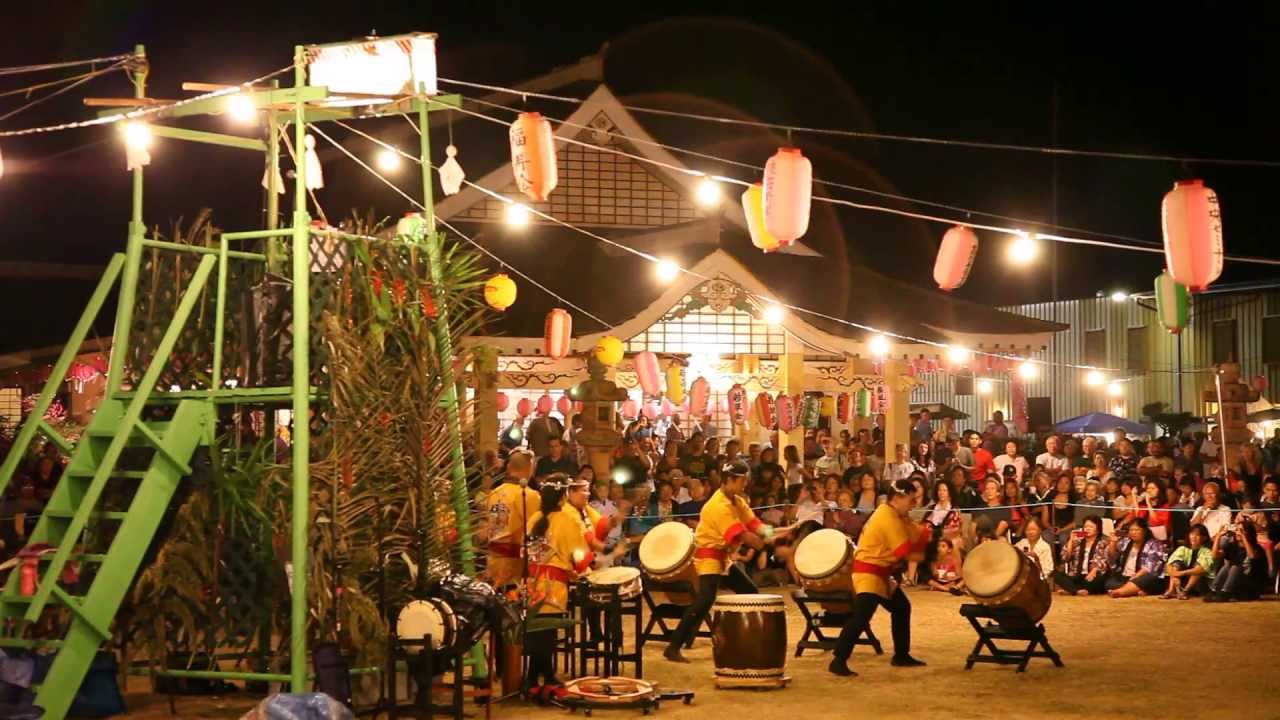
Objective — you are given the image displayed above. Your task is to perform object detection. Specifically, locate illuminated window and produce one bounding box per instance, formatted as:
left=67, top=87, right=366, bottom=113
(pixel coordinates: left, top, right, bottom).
left=625, top=299, right=785, bottom=355
left=0, top=388, right=22, bottom=429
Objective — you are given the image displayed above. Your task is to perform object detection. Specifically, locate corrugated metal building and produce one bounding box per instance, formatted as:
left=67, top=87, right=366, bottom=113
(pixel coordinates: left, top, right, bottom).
left=911, top=284, right=1280, bottom=432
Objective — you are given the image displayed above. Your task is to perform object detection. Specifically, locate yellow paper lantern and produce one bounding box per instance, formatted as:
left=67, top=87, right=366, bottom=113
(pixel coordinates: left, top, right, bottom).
left=820, top=395, right=836, bottom=417
left=593, top=336, right=623, bottom=367
left=484, top=273, right=517, bottom=311
left=665, top=364, right=685, bottom=404
left=740, top=182, right=781, bottom=253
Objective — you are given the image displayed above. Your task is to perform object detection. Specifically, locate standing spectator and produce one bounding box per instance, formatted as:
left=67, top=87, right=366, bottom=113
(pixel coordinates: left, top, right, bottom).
left=1064, top=438, right=1088, bottom=472
left=613, top=440, right=651, bottom=489
left=1176, top=439, right=1204, bottom=479
left=911, top=441, right=936, bottom=482
left=840, top=448, right=876, bottom=488
left=911, top=408, right=933, bottom=445
left=983, top=410, right=1010, bottom=441
left=755, top=447, right=785, bottom=487
left=1105, top=519, right=1167, bottom=597
left=953, top=432, right=976, bottom=478
left=525, top=412, right=563, bottom=459
left=1015, top=517, right=1055, bottom=579
left=966, top=433, right=995, bottom=484
left=535, top=437, right=577, bottom=480
left=993, top=440, right=1029, bottom=484
left=678, top=436, right=712, bottom=479
left=784, top=445, right=809, bottom=488
left=1189, top=482, right=1233, bottom=538
left=1036, top=436, right=1070, bottom=473
left=1161, top=524, right=1214, bottom=599
left=1054, top=515, right=1109, bottom=595
left=933, top=416, right=958, bottom=447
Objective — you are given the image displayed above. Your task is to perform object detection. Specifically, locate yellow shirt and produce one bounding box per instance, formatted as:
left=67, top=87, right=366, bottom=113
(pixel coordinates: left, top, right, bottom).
left=693, top=489, right=763, bottom=575
left=485, top=482, right=540, bottom=589
left=526, top=507, right=594, bottom=613
left=851, top=504, right=929, bottom=598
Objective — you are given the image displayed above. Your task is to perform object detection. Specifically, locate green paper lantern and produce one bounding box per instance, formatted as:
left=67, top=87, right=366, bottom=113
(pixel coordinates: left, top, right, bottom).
left=1154, top=271, right=1189, bottom=334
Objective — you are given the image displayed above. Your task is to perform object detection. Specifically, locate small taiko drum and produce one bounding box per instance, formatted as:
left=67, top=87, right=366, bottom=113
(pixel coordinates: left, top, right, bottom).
left=962, top=540, right=1052, bottom=623
left=585, top=566, right=642, bottom=604
left=793, top=528, right=855, bottom=612
left=396, top=598, right=457, bottom=652
left=711, top=594, right=788, bottom=688
left=639, top=521, right=697, bottom=604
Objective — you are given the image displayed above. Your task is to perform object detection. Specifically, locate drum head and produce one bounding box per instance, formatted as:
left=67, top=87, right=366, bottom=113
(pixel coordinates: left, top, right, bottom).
left=963, top=541, right=1022, bottom=598
left=793, top=529, right=852, bottom=579
left=587, top=566, right=641, bottom=586
left=639, top=521, right=694, bottom=575
left=397, top=599, right=452, bottom=649
left=711, top=593, right=785, bottom=609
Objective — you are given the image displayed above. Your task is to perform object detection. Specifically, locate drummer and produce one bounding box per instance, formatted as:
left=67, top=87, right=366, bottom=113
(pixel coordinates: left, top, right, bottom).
left=664, top=461, right=787, bottom=663
left=829, top=478, right=931, bottom=677
left=525, top=473, right=595, bottom=689
left=484, top=452, right=540, bottom=591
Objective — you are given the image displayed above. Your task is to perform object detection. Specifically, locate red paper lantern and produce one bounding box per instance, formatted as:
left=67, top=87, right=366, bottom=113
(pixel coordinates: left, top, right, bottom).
left=754, top=392, right=776, bottom=428
left=510, top=111, right=558, bottom=202
left=556, top=395, right=572, bottom=415
left=496, top=392, right=509, bottom=413
left=621, top=398, right=638, bottom=420
left=727, top=384, right=748, bottom=425
left=836, top=392, right=851, bottom=423
left=1162, top=179, right=1223, bottom=292
left=763, top=147, right=812, bottom=246
left=688, top=377, right=710, bottom=417
left=544, top=309, right=573, bottom=359
left=516, top=397, right=532, bottom=418
left=536, top=393, right=553, bottom=415
left=1252, top=375, right=1269, bottom=393
left=777, top=393, right=796, bottom=433
left=933, top=225, right=979, bottom=291
left=634, top=351, right=662, bottom=397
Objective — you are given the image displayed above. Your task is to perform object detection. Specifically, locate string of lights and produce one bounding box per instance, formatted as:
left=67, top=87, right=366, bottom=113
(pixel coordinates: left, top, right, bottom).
left=0, top=53, right=138, bottom=78
left=0, top=60, right=131, bottom=124
left=438, top=76, right=1280, bottom=169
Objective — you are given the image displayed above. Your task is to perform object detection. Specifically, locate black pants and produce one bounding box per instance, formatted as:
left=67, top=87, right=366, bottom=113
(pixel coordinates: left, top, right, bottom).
left=1053, top=570, right=1105, bottom=595
left=525, top=619, right=562, bottom=686
left=666, top=565, right=758, bottom=651
left=833, top=588, right=911, bottom=663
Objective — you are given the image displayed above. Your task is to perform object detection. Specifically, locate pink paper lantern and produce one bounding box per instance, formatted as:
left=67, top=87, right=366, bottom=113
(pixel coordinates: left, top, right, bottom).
left=496, top=392, right=509, bottom=412
left=1162, top=179, right=1223, bottom=292
left=634, top=350, right=662, bottom=397
left=516, top=397, right=532, bottom=418
left=688, top=377, right=710, bottom=417
left=642, top=401, right=659, bottom=421
left=536, top=393, right=553, bottom=415
left=556, top=395, right=572, bottom=415
left=777, top=393, right=796, bottom=433
left=763, top=147, right=812, bottom=246
left=544, top=309, right=573, bottom=359
left=933, top=224, right=979, bottom=291
left=661, top=398, right=676, bottom=417
left=621, top=398, right=638, bottom=420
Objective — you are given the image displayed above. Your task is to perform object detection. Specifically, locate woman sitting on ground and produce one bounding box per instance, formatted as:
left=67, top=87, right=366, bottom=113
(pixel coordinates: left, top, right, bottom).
left=1205, top=518, right=1271, bottom=602
left=1135, top=479, right=1172, bottom=545
left=1105, top=518, right=1167, bottom=598
left=1015, top=517, right=1055, bottom=580
left=1161, top=524, right=1215, bottom=599
left=1054, top=515, right=1109, bottom=595
left=927, top=537, right=965, bottom=595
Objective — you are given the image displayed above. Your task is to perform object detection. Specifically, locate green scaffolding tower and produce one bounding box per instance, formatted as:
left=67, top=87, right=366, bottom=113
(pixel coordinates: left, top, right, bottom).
left=0, top=39, right=481, bottom=719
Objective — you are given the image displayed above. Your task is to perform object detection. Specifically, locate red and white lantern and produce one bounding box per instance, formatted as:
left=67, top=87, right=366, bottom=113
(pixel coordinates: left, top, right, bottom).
left=543, top=309, right=573, bottom=359
left=688, top=377, right=711, bottom=417
left=933, top=224, right=979, bottom=291
left=754, top=392, right=776, bottom=428
left=836, top=392, right=851, bottom=423
left=727, top=384, right=748, bottom=425
left=536, top=393, right=553, bottom=415
left=510, top=111, right=558, bottom=202
left=763, top=147, right=812, bottom=246
left=1162, top=179, right=1223, bottom=292
left=1253, top=375, right=1269, bottom=393
left=634, top=351, right=662, bottom=397
left=776, top=393, right=796, bottom=433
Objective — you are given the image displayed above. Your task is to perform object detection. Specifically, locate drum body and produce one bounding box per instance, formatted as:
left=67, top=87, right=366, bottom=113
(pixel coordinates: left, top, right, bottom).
left=962, top=541, right=1052, bottom=623
left=792, top=529, right=854, bottom=611
left=585, top=566, right=642, bottom=603
left=710, top=594, right=787, bottom=687
left=639, top=521, right=698, bottom=603
left=396, top=598, right=458, bottom=652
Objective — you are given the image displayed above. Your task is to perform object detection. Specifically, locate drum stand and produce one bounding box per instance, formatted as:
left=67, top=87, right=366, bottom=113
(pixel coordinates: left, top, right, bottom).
left=958, top=604, right=1063, bottom=673
left=571, top=581, right=643, bottom=679
left=790, top=590, right=882, bottom=658
left=639, top=581, right=713, bottom=647
left=382, top=630, right=496, bottom=720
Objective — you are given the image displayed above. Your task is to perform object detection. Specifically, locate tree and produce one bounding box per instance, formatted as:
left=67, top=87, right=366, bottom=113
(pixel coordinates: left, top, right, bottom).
left=1142, top=401, right=1195, bottom=439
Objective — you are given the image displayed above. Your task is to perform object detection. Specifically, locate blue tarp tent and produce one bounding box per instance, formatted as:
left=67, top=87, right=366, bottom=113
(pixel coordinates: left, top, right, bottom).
left=1053, top=412, right=1151, bottom=436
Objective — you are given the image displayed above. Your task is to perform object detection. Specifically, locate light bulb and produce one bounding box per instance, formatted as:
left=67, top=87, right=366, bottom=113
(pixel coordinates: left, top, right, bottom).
left=1086, top=370, right=1105, bottom=387
left=123, top=121, right=152, bottom=150
left=655, top=259, right=679, bottom=282
left=763, top=304, right=785, bottom=326
left=947, top=346, right=970, bottom=364
left=1017, top=361, right=1038, bottom=380
left=1110, top=290, right=1129, bottom=303
left=375, top=147, right=401, bottom=173
left=976, top=379, right=993, bottom=394
left=504, top=203, right=531, bottom=228
left=868, top=334, right=890, bottom=357
left=1107, top=381, right=1124, bottom=398
left=226, top=93, right=257, bottom=123
left=1007, top=232, right=1039, bottom=265
left=695, top=177, right=722, bottom=207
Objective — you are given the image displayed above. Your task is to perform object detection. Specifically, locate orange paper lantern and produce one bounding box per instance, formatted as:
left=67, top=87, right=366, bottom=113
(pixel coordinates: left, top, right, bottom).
left=544, top=308, right=573, bottom=359
left=1162, top=179, right=1223, bottom=292
left=510, top=111, right=558, bottom=202
left=754, top=392, right=776, bottom=428
left=741, top=182, right=781, bottom=253
left=933, top=225, right=979, bottom=291
left=763, top=147, right=812, bottom=246
left=688, top=377, right=710, bottom=417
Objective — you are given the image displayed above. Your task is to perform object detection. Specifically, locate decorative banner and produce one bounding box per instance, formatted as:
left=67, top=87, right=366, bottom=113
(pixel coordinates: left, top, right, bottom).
left=836, top=392, right=851, bottom=423
left=728, top=384, right=749, bottom=426
left=1154, top=271, right=1189, bottom=334
left=820, top=395, right=836, bottom=417
left=621, top=398, right=637, bottom=420
left=777, top=393, right=796, bottom=433
left=665, top=364, right=686, bottom=404
left=801, top=395, right=821, bottom=428
left=496, top=392, right=509, bottom=413
left=634, top=351, right=662, bottom=396
left=556, top=395, right=572, bottom=416
left=688, top=376, right=711, bottom=417
left=1011, top=375, right=1028, bottom=433
left=536, top=393, right=553, bottom=415
left=754, top=392, right=776, bottom=429
left=516, top=397, right=532, bottom=418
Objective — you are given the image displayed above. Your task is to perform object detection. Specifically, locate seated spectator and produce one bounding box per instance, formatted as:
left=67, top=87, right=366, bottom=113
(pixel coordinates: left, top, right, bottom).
left=1073, top=479, right=1109, bottom=527
left=760, top=492, right=785, bottom=526
left=947, top=465, right=982, bottom=509
left=791, top=483, right=827, bottom=542
left=851, top=471, right=883, bottom=514
left=1015, top=517, right=1055, bottom=579
left=823, top=473, right=841, bottom=501
left=1112, top=477, right=1140, bottom=530
left=1087, top=451, right=1114, bottom=485
left=840, top=448, right=876, bottom=488
left=1189, top=481, right=1233, bottom=538
left=1205, top=518, right=1271, bottom=602
left=825, top=489, right=860, bottom=537
left=1001, top=471, right=1030, bottom=535
left=926, top=480, right=963, bottom=547
left=1106, top=518, right=1167, bottom=597
left=993, top=440, right=1029, bottom=484
left=1054, top=515, right=1108, bottom=596
left=1161, top=524, right=1215, bottom=599
left=927, top=538, right=965, bottom=595
left=1135, top=479, right=1172, bottom=544
left=911, top=441, right=936, bottom=483
left=669, top=469, right=692, bottom=504
left=972, top=476, right=1011, bottom=540
left=1046, top=473, right=1077, bottom=545
left=649, top=481, right=677, bottom=522
left=678, top=477, right=708, bottom=524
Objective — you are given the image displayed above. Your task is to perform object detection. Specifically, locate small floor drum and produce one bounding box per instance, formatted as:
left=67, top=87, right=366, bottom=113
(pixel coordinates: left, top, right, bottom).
left=585, top=566, right=643, bottom=604
left=639, top=521, right=697, bottom=604
left=396, top=598, right=457, bottom=652
left=793, top=528, right=855, bottom=612
left=710, top=594, right=788, bottom=688
left=962, top=541, right=1052, bottom=624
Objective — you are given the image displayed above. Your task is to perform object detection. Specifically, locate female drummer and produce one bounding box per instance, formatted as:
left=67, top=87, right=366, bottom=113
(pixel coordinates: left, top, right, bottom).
left=829, top=479, right=930, bottom=677
left=525, top=473, right=594, bottom=689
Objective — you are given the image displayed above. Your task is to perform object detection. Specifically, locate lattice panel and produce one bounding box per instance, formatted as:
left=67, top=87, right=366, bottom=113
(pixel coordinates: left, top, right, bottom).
left=625, top=300, right=785, bottom=355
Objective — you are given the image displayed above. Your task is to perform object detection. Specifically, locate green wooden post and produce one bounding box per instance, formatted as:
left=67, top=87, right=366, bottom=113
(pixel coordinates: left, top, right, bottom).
left=106, top=44, right=148, bottom=396
left=288, top=46, right=312, bottom=694
left=266, top=78, right=282, bottom=270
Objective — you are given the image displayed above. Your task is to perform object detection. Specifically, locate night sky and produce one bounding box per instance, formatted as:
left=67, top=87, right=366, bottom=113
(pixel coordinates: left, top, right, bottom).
left=2, top=2, right=1278, bottom=350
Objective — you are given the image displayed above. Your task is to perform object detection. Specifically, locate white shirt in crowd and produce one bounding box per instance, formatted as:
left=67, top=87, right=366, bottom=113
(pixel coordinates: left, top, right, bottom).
left=1190, top=504, right=1232, bottom=539
left=882, top=461, right=914, bottom=484
left=673, top=487, right=692, bottom=504
left=993, top=454, right=1029, bottom=482
left=794, top=499, right=827, bottom=526
left=1035, top=452, right=1070, bottom=472
left=1015, top=536, right=1055, bottom=579
left=814, top=454, right=846, bottom=477
left=786, top=464, right=805, bottom=487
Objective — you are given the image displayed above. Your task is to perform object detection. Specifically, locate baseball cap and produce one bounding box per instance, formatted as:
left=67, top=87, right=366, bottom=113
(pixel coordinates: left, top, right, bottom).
left=1002, top=465, right=1017, bottom=478
left=723, top=460, right=750, bottom=477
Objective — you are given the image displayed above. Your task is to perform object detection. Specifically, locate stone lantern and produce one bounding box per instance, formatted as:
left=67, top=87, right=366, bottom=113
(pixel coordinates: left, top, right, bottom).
left=1202, top=358, right=1261, bottom=469
left=570, top=354, right=628, bottom=479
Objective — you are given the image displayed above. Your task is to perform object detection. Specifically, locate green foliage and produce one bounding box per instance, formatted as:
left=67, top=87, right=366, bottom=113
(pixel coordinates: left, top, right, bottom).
left=1142, top=401, right=1195, bottom=438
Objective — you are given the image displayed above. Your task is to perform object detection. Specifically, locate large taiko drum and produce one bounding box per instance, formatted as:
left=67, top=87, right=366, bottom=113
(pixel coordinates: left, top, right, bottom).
left=962, top=541, right=1052, bottom=623
left=711, top=594, right=788, bottom=688
left=793, top=528, right=855, bottom=611
left=639, top=521, right=697, bottom=604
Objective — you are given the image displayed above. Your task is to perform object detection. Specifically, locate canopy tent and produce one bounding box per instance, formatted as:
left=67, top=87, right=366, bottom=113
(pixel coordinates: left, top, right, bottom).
left=910, top=403, right=969, bottom=420
left=1247, top=407, right=1280, bottom=423
left=1054, top=412, right=1151, bottom=437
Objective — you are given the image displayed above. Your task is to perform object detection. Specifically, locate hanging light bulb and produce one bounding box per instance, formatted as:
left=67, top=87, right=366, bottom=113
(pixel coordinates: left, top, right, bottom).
left=655, top=259, right=680, bottom=282
left=763, top=304, right=785, bottom=326
left=695, top=177, right=722, bottom=207
left=1007, top=232, right=1039, bottom=265
left=1086, top=370, right=1106, bottom=386
left=226, top=93, right=258, bottom=123
left=976, top=379, right=993, bottom=394
left=124, top=121, right=152, bottom=150
left=504, top=202, right=531, bottom=228
left=946, top=345, right=971, bottom=364
left=1110, top=290, right=1130, bottom=303
left=375, top=147, right=402, bottom=173
left=1017, top=361, right=1038, bottom=380
left=1107, top=381, right=1124, bottom=398
left=868, top=334, right=890, bottom=357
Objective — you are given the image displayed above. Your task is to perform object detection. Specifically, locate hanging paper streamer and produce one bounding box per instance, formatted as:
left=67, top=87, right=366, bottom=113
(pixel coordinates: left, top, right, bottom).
left=776, top=393, right=796, bottom=433
left=303, top=133, right=324, bottom=189
left=754, top=392, right=776, bottom=429
left=854, top=389, right=871, bottom=418
left=820, top=395, right=836, bottom=418
left=665, top=364, right=685, bottom=404
left=801, top=395, right=821, bottom=429
left=727, top=384, right=748, bottom=426
left=496, top=392, right=509, bottom=413
left=688, top=377, right=710, bottom=417
left=556, top=395, right=572, bottom=416
left=516, top=397, right=532, bottom=418
left=438, top=144, right=465, bottom=195
left=621, top=398, right=638, bottom=420
left=634, top=351, right=662, bottom=397
left=262, top=153, right=284, bottom=195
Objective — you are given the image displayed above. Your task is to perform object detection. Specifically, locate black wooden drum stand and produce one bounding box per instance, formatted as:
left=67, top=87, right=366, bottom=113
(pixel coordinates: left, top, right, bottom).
left=791, top=590, right=882, bottom=657
left=639, top=580, right=713, bottom=647
left=959, top=604, right=1063, bottom=673
left=571, top=581, right=644, bottom=679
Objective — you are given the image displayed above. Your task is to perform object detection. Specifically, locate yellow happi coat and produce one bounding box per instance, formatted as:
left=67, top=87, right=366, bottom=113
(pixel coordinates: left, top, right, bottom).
left=692, top=489, right=764, bottom=575
left=525, top=507, right=594, bottom=613
left=851, top=504, right=930, bottom=598
left=484, top=482, right=540, bottom=589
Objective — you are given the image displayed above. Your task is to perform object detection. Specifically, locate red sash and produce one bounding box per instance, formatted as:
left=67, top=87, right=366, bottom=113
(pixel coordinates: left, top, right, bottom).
left=488, top=542, right=521, bottom=558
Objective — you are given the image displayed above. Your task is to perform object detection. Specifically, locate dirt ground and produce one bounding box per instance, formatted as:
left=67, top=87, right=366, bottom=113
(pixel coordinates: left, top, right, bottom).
left=120, top=589, right=1280, bottom=720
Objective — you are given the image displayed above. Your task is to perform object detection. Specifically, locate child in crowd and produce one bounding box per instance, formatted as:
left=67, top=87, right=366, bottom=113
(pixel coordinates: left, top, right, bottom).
left=927, top=537, right=965, bottom=595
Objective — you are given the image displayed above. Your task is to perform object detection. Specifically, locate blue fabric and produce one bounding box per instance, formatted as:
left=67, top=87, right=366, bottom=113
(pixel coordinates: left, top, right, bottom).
left=240, top=693, right=354, bottom=720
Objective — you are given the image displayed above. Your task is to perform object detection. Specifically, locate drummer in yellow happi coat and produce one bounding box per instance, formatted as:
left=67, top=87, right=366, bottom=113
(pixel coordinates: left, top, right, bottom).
left=830, top=478, right=931, bottom=677
left=484, top=452, right=540, bottom=591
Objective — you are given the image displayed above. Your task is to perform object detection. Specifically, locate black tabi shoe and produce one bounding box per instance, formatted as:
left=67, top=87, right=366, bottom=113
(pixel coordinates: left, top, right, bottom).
left=664, top=646, right=690, bottom=663
left=891, top=655, right=927, bottom=667
left=827, top=658, right=858, bottom=677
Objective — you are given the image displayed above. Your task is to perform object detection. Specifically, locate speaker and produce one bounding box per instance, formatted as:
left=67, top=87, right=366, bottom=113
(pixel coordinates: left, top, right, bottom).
left=1027, top=396, right=1053, bottom=433
left=954, top=374, right=973, bottom=396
